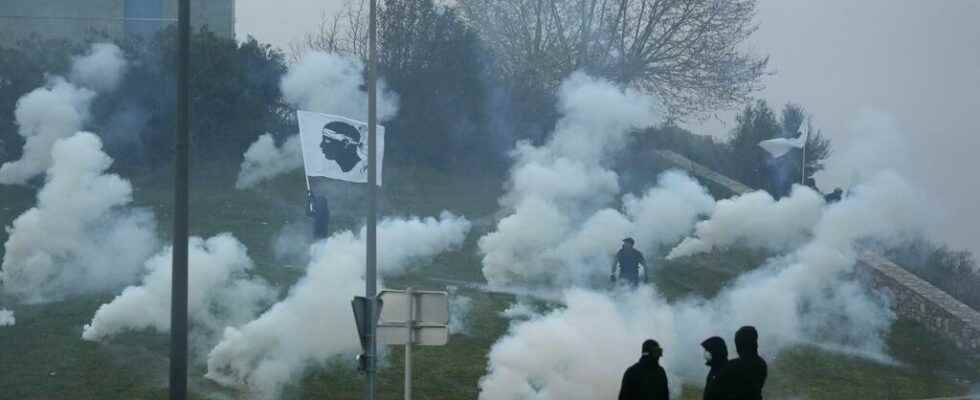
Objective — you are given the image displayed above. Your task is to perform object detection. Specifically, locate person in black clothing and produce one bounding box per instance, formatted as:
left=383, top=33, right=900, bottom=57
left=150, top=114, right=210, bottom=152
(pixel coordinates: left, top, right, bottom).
left=701, top=336, right=729, bottom=400
left=611, top=237, right=648, bottom=287
left=308, top=192, right=331, bottom=240
left=619, top=339, right=670, bottom=400
left=824, top=188, right=843, bottom=203
left=722, top=326, right=768, bottom=400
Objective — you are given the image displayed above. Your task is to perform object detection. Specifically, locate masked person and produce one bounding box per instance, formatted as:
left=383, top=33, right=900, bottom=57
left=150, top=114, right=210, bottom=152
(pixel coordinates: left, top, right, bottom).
left=722, top=326, right=768, bottom=400
left=700, top=336, right=729, bottom=400
left=619, top=339, right=669, bottom=400
left=611, top=237, right=648, bottom=287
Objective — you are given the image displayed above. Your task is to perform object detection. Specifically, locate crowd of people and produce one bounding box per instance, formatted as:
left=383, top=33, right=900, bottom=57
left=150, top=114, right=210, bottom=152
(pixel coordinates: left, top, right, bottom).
left=619, top=326, right=768, bottom=400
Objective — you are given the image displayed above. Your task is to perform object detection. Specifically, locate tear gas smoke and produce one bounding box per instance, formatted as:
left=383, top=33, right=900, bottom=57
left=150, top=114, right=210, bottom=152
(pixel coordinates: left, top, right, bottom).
left=481, top=73, right=713, bottom=287
left=1, top=132, right=158, bottom=302
left=448, top=286, right=474, bottom=335
left=205, top=212, right=470, bottom=399
left=69, top=43, right=127, bottom=93
left=816, top=109, right=977, bottom=256
left=82, top=234, right=276, bottom=351
left=499, top=302, right=536, bottom=320
left=236, top=134, right=302, bottom=189
left=236, top=52, right=399, bottom=188
left=479, top=171, right=930, bottom=400
left=0, top=43, right=126, bottom=185
left=0, top=309, right=14, bottom=327
left=281, top=51, right=399, bottom=122
left=668, top=185, right=825, bottom=259
left=0, top=79, right=94, bottom=185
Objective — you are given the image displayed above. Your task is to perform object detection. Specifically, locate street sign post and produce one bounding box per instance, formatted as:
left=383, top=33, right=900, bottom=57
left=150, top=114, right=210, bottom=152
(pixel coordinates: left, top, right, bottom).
left=378, top=288, right=450, bottom=400
left=352, top=296, right=383, bottom=371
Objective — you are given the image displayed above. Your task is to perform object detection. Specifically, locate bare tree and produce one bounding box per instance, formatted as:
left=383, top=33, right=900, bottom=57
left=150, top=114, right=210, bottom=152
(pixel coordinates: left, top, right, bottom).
left=289, top=0, right=369, bottom=63
left=458, top=0, right=769, bottom=119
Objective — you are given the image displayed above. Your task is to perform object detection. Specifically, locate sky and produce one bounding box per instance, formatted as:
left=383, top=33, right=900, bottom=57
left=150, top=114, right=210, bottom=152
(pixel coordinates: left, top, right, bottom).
left=235, top=0, right=980, bottom=255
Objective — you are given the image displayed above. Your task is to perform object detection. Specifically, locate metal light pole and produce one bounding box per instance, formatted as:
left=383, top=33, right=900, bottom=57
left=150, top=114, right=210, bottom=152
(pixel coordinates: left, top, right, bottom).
left=365, top=0, right=379, bottom=399
left=169, top=0, right=191, bottom=399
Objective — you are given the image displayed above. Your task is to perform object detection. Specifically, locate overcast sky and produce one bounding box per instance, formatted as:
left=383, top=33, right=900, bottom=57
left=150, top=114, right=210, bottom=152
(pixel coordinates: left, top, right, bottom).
left=236, top=0, right=979, bottom=255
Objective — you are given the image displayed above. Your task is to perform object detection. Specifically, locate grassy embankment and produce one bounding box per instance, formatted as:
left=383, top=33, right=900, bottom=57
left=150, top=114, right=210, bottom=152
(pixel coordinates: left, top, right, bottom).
left=0, top=160, right=976, bottom=399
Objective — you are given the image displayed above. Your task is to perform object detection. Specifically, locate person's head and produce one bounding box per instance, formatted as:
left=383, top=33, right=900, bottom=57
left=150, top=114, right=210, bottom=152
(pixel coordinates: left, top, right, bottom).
left=622, top=237, right=635, bottom=249
left=641, top=339, right=662, bottom=359
left=320, top=121, right=363, bottom=172
left=833, top=188, right=843, bottom=195
left=700, top=336, right=728, bottom=366
left=734, top=326, right=759, bottom=357
left=805, top=177, right=817, bottom=189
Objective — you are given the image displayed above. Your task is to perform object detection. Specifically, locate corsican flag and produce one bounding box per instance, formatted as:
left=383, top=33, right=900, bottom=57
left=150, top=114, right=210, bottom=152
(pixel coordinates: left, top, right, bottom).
left=758, top=117, right=809, bottom=158
left=297, top=110, right=384, bottom=185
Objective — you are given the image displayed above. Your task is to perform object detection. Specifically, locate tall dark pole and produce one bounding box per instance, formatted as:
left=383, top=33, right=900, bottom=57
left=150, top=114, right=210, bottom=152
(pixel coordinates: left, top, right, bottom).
left=365, top=0, right=379, bottom=398
left=169, top=0, right=190, bottom=399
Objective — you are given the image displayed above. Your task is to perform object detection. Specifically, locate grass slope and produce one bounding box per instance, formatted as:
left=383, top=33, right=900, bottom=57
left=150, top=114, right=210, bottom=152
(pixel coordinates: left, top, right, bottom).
left=0, top=160, right=977, bottom=399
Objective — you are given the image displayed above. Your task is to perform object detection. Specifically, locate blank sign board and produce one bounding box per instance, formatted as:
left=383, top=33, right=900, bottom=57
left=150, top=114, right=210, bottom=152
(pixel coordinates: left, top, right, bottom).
left=378, top=290, right=449, bottom=324
left=378, top=324, right=448, bottom=346
left=377, top=289, right=449, bottom=346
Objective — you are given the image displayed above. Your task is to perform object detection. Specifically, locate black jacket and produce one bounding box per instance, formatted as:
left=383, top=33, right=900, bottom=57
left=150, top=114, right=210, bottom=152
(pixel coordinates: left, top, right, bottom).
left=618, top=355, right=669, bottom=400
left=701, top=337, right=729, bottom=400
left=720, top=330, right=767, bottom=400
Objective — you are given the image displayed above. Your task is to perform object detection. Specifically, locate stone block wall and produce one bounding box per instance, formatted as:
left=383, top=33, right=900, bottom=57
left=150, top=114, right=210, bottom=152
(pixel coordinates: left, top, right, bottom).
left=859, top=252, right=980, bottom=352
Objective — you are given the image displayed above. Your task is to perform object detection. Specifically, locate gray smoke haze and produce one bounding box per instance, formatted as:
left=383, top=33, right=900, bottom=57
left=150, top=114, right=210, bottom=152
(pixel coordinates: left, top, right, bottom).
left=69, top=43, right=127, bottom=93
left=1, top=132, right=158, bottom=302
left=0, top=43, right=126, bottom=185
left=479, top=170, right=930, bottom=399
left=447, top=286, right=474, bottom=335
left=205, top=213, right=470, bottom=399
left=0, top=309, right=13, bottom=327
left=236, top=52, right=399, bottom=188
left=479, top=73, right=716, bottom=287
left=668, top=185, right=825, bottom=259
left=680, top=1, right=980, bottom=257
left=82, top=234, right=276, bottom=352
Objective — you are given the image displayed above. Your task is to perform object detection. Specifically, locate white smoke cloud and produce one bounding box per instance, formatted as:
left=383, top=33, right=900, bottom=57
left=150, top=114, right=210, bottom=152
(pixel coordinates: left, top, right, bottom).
left=1, top=132, right=158, bottom=302
left=235, top=134, right=303, bottom=189
left=478, top=171, right=929, bottom=400
left=0, top=78, right=94, bottom=185
left=281, top=51, right=399, bottom=122
left=235, top=51, right=399, bottom=188
left=69, top=43, right=128, bottom=93
left=82, top=234, right=276, bottom=350
left=0, top=43, right=126, bottom=185
left=0, top=309, right=14, bottom=327
left=668, top=185, right=826, bottom=259
left=205, top=212, right=470, bottom=399
left=480, top=73, right=669, bottom=287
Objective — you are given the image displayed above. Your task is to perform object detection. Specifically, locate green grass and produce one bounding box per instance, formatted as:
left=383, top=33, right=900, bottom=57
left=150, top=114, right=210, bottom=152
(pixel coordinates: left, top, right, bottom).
left=1, top=159, right=978, bottom=399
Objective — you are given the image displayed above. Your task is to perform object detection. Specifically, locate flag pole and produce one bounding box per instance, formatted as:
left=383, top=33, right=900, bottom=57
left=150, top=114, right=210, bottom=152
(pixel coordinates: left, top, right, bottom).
left=801, top=138, right=806, bottom=185
left=169, top=0, right=190, bottom=399
left=365, top=0, right=379, bottom=399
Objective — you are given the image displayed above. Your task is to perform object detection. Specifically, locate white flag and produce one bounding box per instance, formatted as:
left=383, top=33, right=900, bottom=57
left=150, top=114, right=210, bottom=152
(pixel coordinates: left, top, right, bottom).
left=297, top=110, right=384, bottom=185
left=758, top=117, right=808, bottom=158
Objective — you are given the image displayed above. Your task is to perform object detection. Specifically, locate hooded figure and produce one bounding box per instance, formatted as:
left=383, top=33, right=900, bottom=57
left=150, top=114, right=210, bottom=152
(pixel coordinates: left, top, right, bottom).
left=618, top=339, right=669, bottom=400
left=721, top=326, right=768, bottom=400
left=701, top=336, right=729, bottom=400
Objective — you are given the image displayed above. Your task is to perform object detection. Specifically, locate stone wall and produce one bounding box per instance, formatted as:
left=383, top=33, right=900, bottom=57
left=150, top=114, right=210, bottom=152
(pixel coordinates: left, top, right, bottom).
left=859, top=252, right=980, bottom=352
left=652, top=149, right=980, bottom=352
